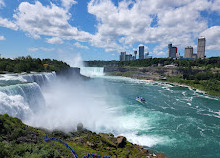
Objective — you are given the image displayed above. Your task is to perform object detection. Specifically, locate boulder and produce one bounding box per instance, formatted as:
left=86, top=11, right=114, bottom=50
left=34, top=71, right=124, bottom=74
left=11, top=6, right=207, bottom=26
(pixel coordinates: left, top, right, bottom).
left=117, top=136, right=127, bottom=148
left=157, top=153, right=166, bottom=158
left=77, top=123, right=83, bottom=131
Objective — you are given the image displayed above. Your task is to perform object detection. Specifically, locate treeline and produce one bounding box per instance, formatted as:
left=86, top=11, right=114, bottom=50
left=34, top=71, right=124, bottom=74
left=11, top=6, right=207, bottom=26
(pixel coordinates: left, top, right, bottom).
left=182, top=70, right=220, bottom=81
left=85, top=57, right=220, bottom=68
left=0, top=56, right=70, bottom=73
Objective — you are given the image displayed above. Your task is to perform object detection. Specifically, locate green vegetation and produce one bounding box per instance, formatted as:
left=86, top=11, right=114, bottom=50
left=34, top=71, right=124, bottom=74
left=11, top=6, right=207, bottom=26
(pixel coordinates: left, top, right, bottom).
left=0, top=114, right=159, bottom=158
left=85, top=57, right=220, bottom=68
left=86, top=57, right=220, bottom=96
left=0, top=56, right=70, bottom=73
left=166, top=76, right=220, bottom=97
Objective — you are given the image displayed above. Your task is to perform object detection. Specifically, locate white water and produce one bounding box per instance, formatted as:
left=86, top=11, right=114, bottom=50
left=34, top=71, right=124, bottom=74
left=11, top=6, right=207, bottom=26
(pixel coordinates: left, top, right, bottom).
left=80, top=67, right=104, bottom=77
left=0, top=72, right=56, bottom=119
left=1, top=69, right=219, bottom=158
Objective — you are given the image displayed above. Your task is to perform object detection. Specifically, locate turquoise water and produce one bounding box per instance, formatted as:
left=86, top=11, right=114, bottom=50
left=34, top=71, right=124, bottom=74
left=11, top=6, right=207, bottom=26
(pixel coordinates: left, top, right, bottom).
left=88, top=76, right=220, bottom=158
left=1, top=71, right=219, bottom=158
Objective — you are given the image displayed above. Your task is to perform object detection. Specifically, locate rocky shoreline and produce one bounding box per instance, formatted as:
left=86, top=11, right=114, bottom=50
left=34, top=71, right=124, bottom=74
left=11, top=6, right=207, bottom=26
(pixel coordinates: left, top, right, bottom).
left=104, top=66, right=220, bottom=97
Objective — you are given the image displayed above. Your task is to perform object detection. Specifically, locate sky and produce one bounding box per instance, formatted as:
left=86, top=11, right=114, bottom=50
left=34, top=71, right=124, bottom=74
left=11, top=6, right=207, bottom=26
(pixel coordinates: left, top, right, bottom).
left=0, top=0, right=219, bottom=61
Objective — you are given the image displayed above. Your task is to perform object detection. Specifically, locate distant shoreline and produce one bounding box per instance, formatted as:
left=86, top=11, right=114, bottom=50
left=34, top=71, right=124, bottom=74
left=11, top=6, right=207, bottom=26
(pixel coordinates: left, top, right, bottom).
left=105, top=72, right=219, bottom=97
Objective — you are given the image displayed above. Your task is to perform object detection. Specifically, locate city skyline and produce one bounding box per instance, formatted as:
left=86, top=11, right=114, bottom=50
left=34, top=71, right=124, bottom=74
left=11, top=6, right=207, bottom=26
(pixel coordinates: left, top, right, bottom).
left=0, top=0, right=220, bottom=62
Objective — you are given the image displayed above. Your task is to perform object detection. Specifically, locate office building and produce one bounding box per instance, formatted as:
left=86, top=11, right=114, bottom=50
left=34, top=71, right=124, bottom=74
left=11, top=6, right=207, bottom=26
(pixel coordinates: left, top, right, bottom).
left=197, top=36, right=206, bottom=59
left=125, top=54, right=133, bottom=61
left=120, top=52, right=126, bottom=61
left=168, top=43, right=177, bottom=58
left=139, top=45, right=144, bottom=59
left=184, top=46, right=193, bottom=58
left=134, top=50, right=137, bottom=60
left=192, top=54, right=197, bottom=59
left=144, top=52, right=152, bottom=59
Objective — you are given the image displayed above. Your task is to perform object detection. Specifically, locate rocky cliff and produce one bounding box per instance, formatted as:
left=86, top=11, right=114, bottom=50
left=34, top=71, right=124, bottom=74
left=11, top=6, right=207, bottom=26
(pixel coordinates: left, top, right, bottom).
left=104, top=66, right=181, bottom=80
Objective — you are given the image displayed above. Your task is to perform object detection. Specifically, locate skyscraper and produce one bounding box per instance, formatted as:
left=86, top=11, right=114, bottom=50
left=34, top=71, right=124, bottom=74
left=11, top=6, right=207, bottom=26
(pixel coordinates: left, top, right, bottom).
left=139, top=45, right=144, bottom=59
left=197, top=36, right=206, bottom=59
left=120, top=52, right=126, bottom=61
left=168, top=43, right=177, bottom=58
left=134, top=50, right=137, bottom=60
left=184, top=46, right=193, bottom=58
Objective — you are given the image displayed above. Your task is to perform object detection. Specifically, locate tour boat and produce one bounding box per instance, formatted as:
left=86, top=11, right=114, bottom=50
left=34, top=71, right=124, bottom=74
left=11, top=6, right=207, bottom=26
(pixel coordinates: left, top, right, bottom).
left=136, top=97, right=146, bottom=103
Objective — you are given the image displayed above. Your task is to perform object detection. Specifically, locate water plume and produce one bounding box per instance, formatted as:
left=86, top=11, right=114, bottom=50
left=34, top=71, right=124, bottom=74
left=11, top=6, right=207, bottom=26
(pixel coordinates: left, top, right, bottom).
left=26, top=72, right=118, bottom=132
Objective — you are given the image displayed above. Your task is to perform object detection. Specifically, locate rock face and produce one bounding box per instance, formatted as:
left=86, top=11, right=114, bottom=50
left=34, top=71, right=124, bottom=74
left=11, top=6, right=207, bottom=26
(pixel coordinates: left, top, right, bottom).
left=156, top=153, right=167, bottom=158
left=77, top=123, right=83, bottom=131
left=56, top=67, right=89, bottom=80
left=117, top=136, right=127, bottom=148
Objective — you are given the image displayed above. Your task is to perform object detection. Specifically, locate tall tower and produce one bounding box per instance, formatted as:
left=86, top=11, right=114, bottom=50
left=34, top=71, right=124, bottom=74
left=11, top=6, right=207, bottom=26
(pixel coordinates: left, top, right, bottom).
left=184, top=46, right=193, bottom=58
left=134, top=50, right=137, bottom=60
left=168, top=43, right=172, bottom=58
left=168, top=43, right=177, bottom=58
left=197, top=36, right=206, bottom=59
left=139, top=45, right=144, bottom=59
left=120, top=52, right=126, bottom=61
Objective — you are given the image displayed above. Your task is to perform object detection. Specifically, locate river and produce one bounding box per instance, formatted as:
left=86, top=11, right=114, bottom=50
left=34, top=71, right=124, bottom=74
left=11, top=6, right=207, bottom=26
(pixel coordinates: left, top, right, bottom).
left=0, top=68, right=220, bottom=158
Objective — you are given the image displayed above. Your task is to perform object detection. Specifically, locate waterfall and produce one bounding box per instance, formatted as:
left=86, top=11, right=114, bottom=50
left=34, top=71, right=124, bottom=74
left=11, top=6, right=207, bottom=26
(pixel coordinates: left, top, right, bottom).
left=21, top=72, right=56, bottom=86
left=0, top=83, right=45, bottom=119
left=80, top=67, right=104, bottom=77
left=0, top=72, right=55, bottom=119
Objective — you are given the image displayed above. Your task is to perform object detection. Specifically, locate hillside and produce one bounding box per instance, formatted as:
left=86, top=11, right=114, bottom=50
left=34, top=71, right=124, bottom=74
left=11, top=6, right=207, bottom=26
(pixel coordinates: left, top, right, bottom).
left=0, top=114, right=165, bottom=158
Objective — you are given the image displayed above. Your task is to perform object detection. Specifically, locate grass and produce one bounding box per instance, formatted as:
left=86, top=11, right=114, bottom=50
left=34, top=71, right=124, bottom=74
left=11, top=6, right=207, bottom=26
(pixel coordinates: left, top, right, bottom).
left=0, top=114, right=158, bottom=158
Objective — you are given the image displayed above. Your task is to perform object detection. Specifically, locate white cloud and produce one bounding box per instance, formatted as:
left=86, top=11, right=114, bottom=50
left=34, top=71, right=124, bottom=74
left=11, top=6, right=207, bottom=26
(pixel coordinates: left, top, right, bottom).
left=28, top=48, right=39, bottom=52
left=73, top=42, right=89, bottom=49
left=61, top=0, right=77, bottom=10
left=0, top=17, right=18, bottom=30
left=40, top=47, right=55, bottom=52
left=200, top=26, right=220, bottom=50
left=88, top=0, right=220, bottom=54
left=0, top=0, right=18, bottom=30
left=46, top=37, right=63, bottom=44
left=0, top=35, right=5, bottom=40
left=0, top=0, right=5, bottom=8
left=13, top=1, right=92, bottom=41
left=211, top=0, right=220, bottom=14
left=28, top=47, right=55, bottom=52
left=138, top=44, right=149, bottom=52
left=153, top=51, right=166, bottom=56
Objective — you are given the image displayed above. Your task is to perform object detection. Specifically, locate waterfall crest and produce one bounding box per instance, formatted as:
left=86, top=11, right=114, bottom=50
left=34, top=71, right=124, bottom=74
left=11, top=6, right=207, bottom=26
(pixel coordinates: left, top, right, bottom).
left=80, top=67, right=104, bottom=77
left=0, top=72, right=55, bottom=119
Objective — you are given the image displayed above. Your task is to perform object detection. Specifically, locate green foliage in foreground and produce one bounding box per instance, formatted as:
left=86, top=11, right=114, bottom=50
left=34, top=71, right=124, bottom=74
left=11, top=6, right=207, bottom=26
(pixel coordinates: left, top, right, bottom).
left=0, top=56, right=70, bottom=73
left=0, top=114, right=157, bottom=158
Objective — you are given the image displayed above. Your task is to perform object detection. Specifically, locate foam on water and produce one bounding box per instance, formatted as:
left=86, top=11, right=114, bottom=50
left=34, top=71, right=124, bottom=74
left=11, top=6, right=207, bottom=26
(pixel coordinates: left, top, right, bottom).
left=0, top=83, right=45, bottom=119
left=80, top=67, right=104, bottom=77
left=0, top=70, right=220, bottom=158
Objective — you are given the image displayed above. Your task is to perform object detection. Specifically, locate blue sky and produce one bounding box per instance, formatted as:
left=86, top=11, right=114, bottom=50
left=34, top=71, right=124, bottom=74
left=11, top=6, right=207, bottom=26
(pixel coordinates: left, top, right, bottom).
left=0, top=0, right=219, bottom=62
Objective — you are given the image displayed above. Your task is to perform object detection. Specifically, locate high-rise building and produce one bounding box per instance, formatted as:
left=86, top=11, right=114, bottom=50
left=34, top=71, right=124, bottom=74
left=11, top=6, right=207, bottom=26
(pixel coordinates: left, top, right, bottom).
left=134, top=50, right=137, bottom=60
left=184, top=46, right=193, bottom=58
left=144, top=52, right=152, bottom=59
left=120, top=52, right=126, bottom=61
left=139, top=45, right=144, bottom=59
left=197, top=36, right=206, bottom=59
left=168, top=43, right=177, bottom=58
left=125, top=54, right=133, bottom=61
left=192, top=54, right=197, bottom=59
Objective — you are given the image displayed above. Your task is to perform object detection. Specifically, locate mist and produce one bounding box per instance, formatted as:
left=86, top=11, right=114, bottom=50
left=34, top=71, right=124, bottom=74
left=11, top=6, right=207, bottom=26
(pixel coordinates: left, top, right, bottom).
left=25, top=72, right=120, bottom=133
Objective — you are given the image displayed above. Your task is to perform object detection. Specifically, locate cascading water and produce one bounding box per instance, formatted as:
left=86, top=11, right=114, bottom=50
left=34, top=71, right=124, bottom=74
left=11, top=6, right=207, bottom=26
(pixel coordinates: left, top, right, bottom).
left=0, top=70, right=220, bottom=158
left=80, top=67, right=104, bottom=77
left=0, top=72, right=56, bottom=119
